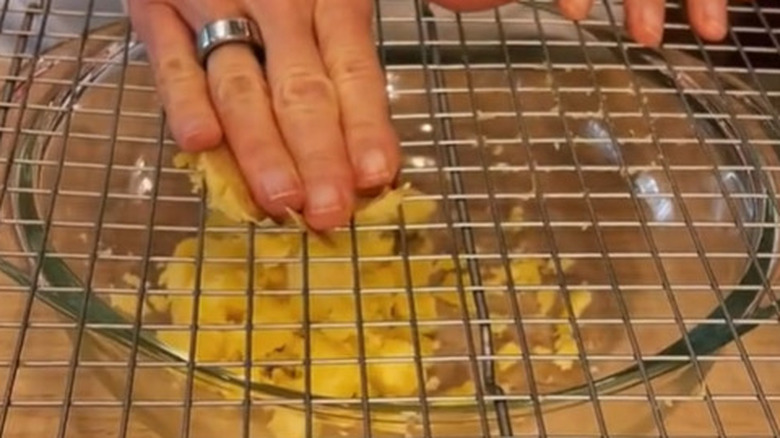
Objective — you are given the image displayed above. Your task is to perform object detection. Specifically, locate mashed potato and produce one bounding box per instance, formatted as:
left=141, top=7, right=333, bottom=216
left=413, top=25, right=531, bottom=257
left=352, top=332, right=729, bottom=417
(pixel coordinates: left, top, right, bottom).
left=110, top=149, right=592, bottom=405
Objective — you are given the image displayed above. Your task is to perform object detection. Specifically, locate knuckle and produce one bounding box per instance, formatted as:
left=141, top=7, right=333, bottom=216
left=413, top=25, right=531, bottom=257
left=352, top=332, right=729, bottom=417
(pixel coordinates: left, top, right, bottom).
left=319, top=0, right=372, bottom=24
left=154, top=55, right=201, bottom=93
left=298, top=144, right=344, bottom=173
left=212, top=70, right=265, bottom=107
left=305, top=146, right=337, bottom=164
left=345, top=119, right=384, bottom=141
left=230, top=128, right=279, bottom=155
left=330, top=53, right=379, bottom=83
left=273, top=71, right=336, bottom=114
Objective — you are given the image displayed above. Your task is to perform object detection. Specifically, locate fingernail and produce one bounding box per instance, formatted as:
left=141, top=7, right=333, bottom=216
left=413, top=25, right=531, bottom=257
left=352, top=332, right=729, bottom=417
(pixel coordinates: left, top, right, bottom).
left=359, top=148, right=390, bottom=183
left=308, top=183, right=344, bottom=215
left=260, top=169, right=299, bottom=202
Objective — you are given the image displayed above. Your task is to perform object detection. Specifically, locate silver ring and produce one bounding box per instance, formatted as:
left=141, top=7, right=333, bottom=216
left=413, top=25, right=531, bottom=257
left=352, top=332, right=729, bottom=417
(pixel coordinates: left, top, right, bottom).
left=196, top=18, right=264, bottom=65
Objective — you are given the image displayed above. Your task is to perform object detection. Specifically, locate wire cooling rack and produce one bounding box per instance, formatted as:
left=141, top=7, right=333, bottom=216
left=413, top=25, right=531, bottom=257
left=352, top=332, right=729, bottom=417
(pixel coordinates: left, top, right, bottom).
left=0, top=1, right=779, bottom=438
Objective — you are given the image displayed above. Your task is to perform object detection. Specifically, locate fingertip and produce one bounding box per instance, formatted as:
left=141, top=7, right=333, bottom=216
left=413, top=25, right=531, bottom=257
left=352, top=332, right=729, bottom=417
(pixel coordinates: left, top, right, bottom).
left=253, top=176, right=306, bottom=220
left=264, top=196, right=306, bottom=222
left=354, top=136, right=401, bottom=191
left=427, top=0, right=513, bottom=12
left=697, top=24, right=728, bottom=42
left=557, top=0, right=592, bottom=21
left=625, top=0, right=666, bottom=48
left=633, top=25, right=664, bottom=48
left=693, top=14, right=728, bottom=42
left=687, top=0, right=729, bottom=42
left=175, top=117, right=223, bottom=151
left=304, top=182, right=355, bottom=231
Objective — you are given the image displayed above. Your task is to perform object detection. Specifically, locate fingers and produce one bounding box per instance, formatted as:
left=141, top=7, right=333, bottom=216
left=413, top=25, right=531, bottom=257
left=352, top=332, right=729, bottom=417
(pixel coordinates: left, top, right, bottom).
left=248, top=1, right=355, bottom=231
left=129, top=1, right=222, bottom=151
left=427, top=0, right=514, bottom=12
left=624, top=0, right=667, bottom=47
left=315, top=0, right=400, bottom=192
left=557, top=0, right=594, bottom=21
left=169, top=0, right=305, bottom=218
left=206, top=45, right=305, bottom=217
left=686, top=0, right=729, bottom=42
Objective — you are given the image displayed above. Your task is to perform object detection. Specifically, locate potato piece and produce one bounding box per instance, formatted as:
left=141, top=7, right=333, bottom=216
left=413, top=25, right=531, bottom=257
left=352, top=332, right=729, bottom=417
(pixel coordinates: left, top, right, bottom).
left=222, top=330, right=249, bottom=371
left=252, top=329, right=297, bottom=360
left=162, top=233, right=278, bottom=325
left=269, top=369, right=305, bottom=392
left=298, top=293, right=349, bottom=323
left=543, top=257, right=575, bottom=276
left=110, top=287, right=171, bottom=321
left=367, top=337, right=421, bottom=396
left=205, top=211, right=237, bottom=229
left=156, top=330, right=191, bottom=356
left=287, top=232, right=353, bottom=291
left=552, top=323, right=576, bottom=371
left=391, top=292, right=437, bottom=323
left=536, top=290, right=557, bottom=316
left=318, top=327, right=356, bottom=344
left=174, top=148, right=266, bottom=224
left=121, top=272, right=143, bottom=289
left=158, top=238, right=198, bottom=290
left=354, top=185, right=436, bottom=226
left=168, top=262, right=248, bottom=322
left=409, top=259, right=439, bottom=287
left=250, top=295, right=301, bottom=358
left=436, top=289, right=464, bottom=309
left=312, top=363, right=362, bottom=398
left=254, top=266, right=286, bottom=289
left=510, top=259, right=544, bottom=285
left=445, top=380, right=475, bottom=397
left=551, top=289, right=592, bottom=371
left=108, top=293, right=140, bottom=320
left=361, top=261, right=399, bottom=286
left=496, top=342, right=521, bottom=373
left=253, top=295, right=301, bottom=324
left=568, top=289, right=593, bottom=317
left=267, top=408, right=321, bottom=438
left=401, top=196, right=438, bottom=225
left=298, top=261, right=354, bottom=291
left=158, top=328, right=243, bottom=363
left=159, top=235, right=249, bottom=288
left=360, top=292, right=396, bottom=323
left=287, top=228, right=397, bottom=292
left=254, top=233, right=299, bottom=260
left=552, top=334, right=577, bottom=371
left=306, top=332, right=361, bottom=397
left=168, top=296, right=236, bottom=325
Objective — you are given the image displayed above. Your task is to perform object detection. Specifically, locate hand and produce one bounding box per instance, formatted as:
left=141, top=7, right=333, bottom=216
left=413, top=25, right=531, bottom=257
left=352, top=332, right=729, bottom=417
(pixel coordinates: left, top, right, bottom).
left=431, top=0, right=742, bottom=47
left=129, top=0, right=400, bottom=231
left=554, top=0, right=740, bottom=47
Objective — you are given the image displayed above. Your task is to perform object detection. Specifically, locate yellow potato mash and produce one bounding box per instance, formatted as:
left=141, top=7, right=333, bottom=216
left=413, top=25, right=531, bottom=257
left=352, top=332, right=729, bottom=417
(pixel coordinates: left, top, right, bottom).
left=109, top=149, right=592, bottom=408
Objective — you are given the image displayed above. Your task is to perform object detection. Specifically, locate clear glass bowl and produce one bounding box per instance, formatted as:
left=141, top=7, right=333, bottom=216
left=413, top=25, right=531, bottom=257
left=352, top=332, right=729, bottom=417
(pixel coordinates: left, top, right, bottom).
left=2, top=3, right=779, bottom=436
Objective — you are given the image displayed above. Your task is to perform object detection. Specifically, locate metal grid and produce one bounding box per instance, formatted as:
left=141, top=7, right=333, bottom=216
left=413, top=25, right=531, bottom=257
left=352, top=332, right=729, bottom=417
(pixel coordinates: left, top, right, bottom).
left=0, top=1, right=777, bottom=438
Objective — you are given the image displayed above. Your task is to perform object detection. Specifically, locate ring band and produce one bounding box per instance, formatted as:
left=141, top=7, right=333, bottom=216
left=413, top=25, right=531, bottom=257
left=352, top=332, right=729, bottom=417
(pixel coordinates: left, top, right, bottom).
left=196, top=18, right=264, bottom=65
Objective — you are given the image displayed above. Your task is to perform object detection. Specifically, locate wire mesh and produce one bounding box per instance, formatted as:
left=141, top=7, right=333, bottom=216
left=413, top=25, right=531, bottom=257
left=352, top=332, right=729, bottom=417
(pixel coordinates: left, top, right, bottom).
left=0, top=1, right=778, bottom=438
